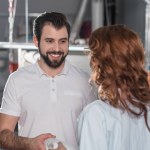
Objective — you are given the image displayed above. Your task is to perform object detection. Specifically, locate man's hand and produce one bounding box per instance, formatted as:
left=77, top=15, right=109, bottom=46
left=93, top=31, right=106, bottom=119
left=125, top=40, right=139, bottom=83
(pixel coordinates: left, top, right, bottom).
left=28, top=133, right=56, bottom=150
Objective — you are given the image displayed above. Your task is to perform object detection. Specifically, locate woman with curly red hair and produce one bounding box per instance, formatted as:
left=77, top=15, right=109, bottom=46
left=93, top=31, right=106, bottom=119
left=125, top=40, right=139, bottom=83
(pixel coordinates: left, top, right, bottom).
left=78, top=24, right=150, bottom=150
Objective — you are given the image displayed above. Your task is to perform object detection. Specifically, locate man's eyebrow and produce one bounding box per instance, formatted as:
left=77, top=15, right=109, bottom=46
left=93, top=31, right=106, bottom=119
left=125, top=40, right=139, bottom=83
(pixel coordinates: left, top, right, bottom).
left=44, top=37, right=68, bottom=41
left=44, top=38, right=54, bottom=40
left=59, top=37, right=68, bottom=41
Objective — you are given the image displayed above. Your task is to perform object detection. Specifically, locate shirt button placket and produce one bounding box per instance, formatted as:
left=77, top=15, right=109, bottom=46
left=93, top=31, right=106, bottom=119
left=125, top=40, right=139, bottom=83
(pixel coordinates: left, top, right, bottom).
left=51, top=78, right=57, bottom=102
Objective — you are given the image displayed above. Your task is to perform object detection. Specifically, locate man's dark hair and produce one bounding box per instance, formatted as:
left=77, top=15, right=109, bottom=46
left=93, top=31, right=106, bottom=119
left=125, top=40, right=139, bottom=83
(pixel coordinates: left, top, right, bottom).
left=33, top=12, right=71, bottom=42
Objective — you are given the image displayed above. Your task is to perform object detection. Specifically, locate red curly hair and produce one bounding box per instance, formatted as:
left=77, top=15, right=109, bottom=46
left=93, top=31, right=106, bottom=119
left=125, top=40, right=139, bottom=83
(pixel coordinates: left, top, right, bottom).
left=89, top=24, right=150, bottom=131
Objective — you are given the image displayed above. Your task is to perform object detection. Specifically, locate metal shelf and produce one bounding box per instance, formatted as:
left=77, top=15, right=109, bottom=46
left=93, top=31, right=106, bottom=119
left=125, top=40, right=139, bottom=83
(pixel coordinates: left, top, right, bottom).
left=0, top=42, right=89, bottom=52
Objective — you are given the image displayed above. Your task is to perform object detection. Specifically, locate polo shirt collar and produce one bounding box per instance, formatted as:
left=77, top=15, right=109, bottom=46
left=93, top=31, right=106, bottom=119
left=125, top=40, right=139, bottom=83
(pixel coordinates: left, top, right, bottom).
left=35, top=60, right=70, bottom=77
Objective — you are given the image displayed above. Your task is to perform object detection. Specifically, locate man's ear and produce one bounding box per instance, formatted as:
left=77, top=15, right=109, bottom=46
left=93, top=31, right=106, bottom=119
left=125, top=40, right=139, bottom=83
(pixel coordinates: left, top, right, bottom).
left=33, top=35, right=38, bottom=47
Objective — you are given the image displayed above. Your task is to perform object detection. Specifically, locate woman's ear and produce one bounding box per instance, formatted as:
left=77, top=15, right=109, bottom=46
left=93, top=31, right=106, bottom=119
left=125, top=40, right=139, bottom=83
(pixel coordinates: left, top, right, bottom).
left=33, top=35, right=38, bottom=47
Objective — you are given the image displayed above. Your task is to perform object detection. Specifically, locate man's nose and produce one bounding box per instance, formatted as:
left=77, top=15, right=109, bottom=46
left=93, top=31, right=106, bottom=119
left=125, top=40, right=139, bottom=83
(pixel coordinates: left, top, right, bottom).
left=53, top=42, right=60, bottom=51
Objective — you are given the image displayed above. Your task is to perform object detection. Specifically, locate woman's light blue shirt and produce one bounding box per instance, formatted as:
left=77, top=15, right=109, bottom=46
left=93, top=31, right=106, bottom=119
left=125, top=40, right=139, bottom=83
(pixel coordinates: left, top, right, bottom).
left=78, top=100, right=150, bottom=150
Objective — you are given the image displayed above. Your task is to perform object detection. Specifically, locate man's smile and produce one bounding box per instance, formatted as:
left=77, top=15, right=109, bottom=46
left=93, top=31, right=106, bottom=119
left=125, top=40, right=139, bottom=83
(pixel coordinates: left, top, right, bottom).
left=47, top=51, right=64, bottom=59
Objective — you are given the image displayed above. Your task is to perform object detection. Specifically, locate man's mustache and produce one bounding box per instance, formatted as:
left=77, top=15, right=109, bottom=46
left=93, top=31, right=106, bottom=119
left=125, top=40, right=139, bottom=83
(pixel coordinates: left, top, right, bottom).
left=46, top=51, right=64, bottom=55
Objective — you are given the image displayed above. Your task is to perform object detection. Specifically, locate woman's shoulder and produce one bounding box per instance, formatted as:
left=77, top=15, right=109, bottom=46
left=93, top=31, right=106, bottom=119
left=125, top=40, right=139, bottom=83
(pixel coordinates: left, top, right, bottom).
left=80, top=100, right=108, bottom=120
left=83, top=100, right=110, bottom=114
left=80, top=99, right=122, bottom=124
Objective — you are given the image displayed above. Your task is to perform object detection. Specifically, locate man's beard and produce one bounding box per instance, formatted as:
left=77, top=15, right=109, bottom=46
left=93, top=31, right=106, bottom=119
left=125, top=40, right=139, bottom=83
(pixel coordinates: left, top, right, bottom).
left=39, top=49, right=68, bottom=68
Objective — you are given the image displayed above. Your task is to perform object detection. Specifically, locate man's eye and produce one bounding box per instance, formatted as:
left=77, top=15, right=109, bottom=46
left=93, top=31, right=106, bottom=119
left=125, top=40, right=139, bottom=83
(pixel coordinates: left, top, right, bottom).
left=46, top=39, right=53, bottom=43
left=60, top=40, right=67, bottom=43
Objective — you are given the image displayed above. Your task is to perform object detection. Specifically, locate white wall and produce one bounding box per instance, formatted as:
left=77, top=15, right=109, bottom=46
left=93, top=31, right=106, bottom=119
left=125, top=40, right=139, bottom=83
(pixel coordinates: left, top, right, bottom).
left=0, top=0, right=91, bottom=42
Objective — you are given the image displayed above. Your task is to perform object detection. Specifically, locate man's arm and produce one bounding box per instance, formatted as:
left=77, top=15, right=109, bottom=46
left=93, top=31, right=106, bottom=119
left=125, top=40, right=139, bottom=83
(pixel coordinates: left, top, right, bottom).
left=0, top=113, right=55, bottom=150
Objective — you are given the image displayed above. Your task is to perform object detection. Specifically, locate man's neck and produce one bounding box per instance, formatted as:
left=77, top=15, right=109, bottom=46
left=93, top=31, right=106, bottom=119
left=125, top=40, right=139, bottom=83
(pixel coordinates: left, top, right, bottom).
left=38, top=59, right=65, bottom=77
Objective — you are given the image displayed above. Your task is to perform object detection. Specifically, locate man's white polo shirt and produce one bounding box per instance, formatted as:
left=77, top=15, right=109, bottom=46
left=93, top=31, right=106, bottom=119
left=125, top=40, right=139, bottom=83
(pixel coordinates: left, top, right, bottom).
left=0, top=60, right=97, bottom=149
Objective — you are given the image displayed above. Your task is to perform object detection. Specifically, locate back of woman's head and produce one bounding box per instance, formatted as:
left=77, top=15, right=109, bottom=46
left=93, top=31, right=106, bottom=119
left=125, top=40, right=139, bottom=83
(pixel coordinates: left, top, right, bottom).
left=89, top=24, right=150, bottom=131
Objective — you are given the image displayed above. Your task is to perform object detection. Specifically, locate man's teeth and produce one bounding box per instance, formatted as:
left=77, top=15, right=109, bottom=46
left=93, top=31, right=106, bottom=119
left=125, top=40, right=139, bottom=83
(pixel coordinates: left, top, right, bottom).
left=51, top=54, right=60, bottom=57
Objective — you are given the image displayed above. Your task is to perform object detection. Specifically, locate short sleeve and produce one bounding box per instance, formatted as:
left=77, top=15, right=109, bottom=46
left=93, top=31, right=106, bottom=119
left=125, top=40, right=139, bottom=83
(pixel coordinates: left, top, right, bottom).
left=0, top=74, right=21, bottom=116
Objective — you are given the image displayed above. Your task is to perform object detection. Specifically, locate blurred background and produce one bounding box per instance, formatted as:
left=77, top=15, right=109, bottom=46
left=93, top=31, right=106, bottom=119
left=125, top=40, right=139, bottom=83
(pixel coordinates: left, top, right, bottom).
left=0, top=0, right=150, bottom=105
